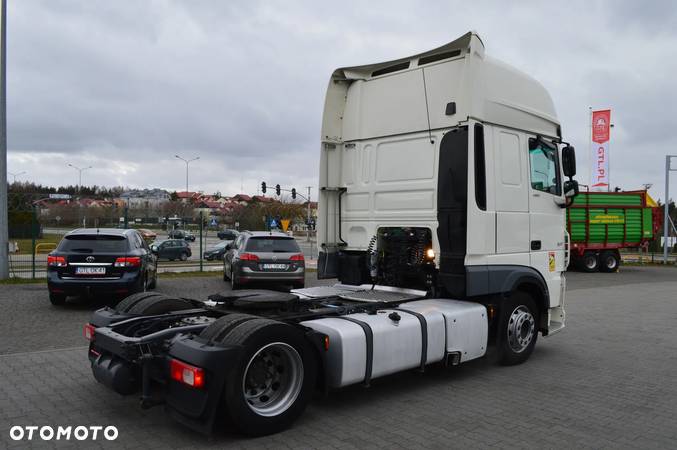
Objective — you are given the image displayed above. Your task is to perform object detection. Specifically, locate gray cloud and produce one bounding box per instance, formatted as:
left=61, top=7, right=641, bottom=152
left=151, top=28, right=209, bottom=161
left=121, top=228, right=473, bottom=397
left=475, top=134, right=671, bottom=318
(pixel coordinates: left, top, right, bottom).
left=7, top=0, right=677, bottom=200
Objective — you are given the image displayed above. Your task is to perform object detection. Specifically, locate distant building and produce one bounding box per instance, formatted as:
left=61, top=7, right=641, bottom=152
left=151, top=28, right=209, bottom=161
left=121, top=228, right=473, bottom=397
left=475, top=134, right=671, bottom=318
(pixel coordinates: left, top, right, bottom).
left=120, top=189, right=171, bottom=209
left=175, top=191, right=200, bottom=204
left=231, top=194, right=252, bottom=205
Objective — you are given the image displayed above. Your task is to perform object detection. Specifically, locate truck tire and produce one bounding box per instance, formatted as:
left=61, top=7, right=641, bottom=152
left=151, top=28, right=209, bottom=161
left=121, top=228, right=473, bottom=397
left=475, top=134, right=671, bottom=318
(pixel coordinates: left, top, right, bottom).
left=115, top=292, right=165, bottom=313
left=115, top=292, right=192, bottom=315
left=599, top=250, right=620, bottom=273
left=198, top=313, right=258, bottom=344
left=217, top=318, right=317, bottom=436
left=578, top=252, right=599, bottom=272
left=127, top=296, right=193, bottom=315
left=497, top=291, right=539, bottom=366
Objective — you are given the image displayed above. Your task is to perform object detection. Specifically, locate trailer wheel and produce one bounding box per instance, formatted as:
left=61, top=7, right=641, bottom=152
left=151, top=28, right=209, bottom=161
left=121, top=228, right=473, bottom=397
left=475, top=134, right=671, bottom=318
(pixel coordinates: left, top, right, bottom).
left=497, top=292, right=539, bottom=366
left=578, top=252, right=599, bottom=272
left=218, top=318, right=317, bottom=436
left=599, top=250, right=620, bottom=273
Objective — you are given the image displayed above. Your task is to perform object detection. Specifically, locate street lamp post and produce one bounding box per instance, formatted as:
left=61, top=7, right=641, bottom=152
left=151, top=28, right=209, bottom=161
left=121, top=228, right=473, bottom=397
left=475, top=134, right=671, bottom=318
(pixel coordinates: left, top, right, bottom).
left=664, top=155, right=677, bottom=264
left=67, top=164, right=92, bottom=193
left=175, top=155, right=199, bottom=194
left=8, top=170, right=25, bottom=183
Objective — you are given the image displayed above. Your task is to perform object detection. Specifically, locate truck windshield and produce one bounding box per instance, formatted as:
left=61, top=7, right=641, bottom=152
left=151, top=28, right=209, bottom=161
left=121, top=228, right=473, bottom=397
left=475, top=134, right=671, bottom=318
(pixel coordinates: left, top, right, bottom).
left=528, top=138, right=561, bottom=195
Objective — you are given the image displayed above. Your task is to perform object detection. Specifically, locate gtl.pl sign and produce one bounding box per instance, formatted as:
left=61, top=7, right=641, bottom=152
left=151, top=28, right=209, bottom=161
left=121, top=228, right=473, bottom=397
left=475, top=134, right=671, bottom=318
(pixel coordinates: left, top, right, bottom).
left=590, top=109, right=611, bottom=191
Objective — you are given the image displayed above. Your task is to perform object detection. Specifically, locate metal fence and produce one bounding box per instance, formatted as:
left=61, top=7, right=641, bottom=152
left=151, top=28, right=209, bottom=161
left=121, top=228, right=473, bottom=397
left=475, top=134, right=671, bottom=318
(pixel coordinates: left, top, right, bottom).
left=6, top=193, right=318, bottom=278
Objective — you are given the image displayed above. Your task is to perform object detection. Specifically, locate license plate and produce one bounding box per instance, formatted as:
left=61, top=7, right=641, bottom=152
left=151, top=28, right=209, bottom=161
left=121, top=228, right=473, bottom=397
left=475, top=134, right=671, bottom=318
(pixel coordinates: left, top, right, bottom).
left=75, top=267, right=106, bottom=275
left=261, top=264, right=288, bottom=270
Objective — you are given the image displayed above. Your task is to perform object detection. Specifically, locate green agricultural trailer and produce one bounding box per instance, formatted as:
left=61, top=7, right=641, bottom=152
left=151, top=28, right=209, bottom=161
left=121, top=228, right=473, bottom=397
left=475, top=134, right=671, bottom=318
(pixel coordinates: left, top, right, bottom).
left=567, top=190, right=660, bottom=272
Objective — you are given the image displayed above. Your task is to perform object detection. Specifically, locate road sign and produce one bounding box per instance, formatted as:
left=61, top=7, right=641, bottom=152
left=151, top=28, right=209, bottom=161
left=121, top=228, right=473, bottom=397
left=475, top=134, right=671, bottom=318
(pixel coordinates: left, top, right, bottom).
left=210, top=218, right=217, bottom=226
left=281, top=219, right=290, bottom=232
left=270, top=219, right=278, bottom=228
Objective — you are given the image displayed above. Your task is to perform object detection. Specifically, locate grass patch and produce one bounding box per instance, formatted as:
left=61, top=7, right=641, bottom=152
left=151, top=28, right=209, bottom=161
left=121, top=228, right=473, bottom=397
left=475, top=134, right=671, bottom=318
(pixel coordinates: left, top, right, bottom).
left=10, top=234, right=62, bottom=255
left=0, top=277, right=46, bottom=285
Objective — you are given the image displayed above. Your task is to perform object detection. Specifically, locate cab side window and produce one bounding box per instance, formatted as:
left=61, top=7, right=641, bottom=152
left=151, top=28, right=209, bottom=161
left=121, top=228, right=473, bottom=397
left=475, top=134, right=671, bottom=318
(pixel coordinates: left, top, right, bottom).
left=528, top=138, right=561, bottom=195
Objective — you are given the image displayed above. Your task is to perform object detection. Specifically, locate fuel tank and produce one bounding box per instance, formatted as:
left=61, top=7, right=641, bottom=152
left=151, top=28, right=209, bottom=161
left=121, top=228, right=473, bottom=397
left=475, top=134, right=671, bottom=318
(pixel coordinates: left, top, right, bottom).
left=301, top=299, right=487, bottom=388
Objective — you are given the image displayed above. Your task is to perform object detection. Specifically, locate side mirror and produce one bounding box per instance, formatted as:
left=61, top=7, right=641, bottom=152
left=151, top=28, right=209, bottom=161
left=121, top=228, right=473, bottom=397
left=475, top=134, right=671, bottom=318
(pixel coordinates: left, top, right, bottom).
left=563, top=180, right=579, bottom=199
left=562, top=145, right=576, bottom=177
left=150, top=245, right=158, bottom=254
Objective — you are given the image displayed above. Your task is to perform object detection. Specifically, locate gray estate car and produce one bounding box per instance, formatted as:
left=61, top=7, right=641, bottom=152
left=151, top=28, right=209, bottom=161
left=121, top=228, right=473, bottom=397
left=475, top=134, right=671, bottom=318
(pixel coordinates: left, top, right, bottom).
left=223, top=231, right=305, bottom=289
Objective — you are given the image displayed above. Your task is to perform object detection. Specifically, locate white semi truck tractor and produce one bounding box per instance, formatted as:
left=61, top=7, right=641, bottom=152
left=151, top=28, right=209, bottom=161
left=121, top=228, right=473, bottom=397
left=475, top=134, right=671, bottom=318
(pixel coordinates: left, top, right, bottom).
left=85, top=31, right=578, bottom=436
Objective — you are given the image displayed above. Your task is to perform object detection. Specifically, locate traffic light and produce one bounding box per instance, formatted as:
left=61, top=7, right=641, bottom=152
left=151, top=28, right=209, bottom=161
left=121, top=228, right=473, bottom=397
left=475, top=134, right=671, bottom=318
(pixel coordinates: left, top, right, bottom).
left=291, top=188, right=296, bottom=199
left=275, top=184, right=281, bottom=196
left=261, top=182, right=267, bottom=194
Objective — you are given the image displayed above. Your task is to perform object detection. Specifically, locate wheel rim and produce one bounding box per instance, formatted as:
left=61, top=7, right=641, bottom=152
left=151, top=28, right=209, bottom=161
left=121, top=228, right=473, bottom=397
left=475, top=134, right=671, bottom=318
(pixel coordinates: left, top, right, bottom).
left=507, top=305, right=535, bottom=353
left=584, top=256, right=597, bottom=270
left=242, top=342, right=303, bottom=417
left=606, top=256, right=617, bottom=270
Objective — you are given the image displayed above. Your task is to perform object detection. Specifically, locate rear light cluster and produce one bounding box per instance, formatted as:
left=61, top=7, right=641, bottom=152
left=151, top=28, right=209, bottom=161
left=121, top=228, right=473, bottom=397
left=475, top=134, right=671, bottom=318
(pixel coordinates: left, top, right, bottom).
left=170, top=359, right=205, bottom=389
left=47, top=255, right=67, bottom=267
left=83, top=323, right=96, bottom=341
left=239, top=253, right=259, bottom=261
left=290, top=254, right=305, bottom=262
left=114, top=257, right=141, bottom=267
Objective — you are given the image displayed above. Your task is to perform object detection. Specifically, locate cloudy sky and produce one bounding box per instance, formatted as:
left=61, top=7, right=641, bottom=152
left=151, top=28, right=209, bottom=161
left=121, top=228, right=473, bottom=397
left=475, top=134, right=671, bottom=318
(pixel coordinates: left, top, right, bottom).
left=6, top=0, right=677, bottom=200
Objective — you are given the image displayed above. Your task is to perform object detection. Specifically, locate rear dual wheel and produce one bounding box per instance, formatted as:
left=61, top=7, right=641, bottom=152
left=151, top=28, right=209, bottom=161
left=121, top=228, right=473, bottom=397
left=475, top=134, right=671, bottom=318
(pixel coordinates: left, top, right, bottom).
left=200, top=317, right=317, bottom=436
left=115, top=292, right=192, bottom=314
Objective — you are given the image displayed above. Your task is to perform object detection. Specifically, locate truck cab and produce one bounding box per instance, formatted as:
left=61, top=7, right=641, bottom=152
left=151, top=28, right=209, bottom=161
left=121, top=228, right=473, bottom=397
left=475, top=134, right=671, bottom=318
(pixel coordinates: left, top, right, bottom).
left=317, top=31, right=577, bottom=337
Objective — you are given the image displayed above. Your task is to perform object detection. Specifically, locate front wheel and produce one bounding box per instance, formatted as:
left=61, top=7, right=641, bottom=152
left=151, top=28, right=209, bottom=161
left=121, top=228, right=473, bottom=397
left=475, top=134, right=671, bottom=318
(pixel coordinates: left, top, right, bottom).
left=180, top=253, right=188, bottom=261
left=497, top=292, right=539, bottom=366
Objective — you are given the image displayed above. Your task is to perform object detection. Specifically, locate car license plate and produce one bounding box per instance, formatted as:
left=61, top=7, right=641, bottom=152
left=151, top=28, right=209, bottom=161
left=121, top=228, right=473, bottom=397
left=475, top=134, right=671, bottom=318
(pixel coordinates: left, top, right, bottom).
left=75, top=267, right=106, bottom=275
left=261, top=264, right=287, bottom=270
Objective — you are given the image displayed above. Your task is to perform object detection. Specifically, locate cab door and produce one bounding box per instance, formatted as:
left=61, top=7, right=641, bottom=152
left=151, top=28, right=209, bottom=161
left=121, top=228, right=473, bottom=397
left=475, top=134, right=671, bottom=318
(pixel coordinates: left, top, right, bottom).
left=527, top=137, right=566, bottom=306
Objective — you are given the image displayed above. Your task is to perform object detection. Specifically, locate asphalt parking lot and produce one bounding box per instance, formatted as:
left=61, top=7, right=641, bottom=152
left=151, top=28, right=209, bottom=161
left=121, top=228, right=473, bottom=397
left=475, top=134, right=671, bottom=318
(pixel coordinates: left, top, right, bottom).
left=2, top=266, right=677, bottom=448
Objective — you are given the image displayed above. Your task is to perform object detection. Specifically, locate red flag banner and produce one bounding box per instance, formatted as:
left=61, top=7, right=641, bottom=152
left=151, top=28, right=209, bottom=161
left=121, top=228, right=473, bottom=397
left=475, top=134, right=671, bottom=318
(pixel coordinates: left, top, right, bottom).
left=590, top=109, right=611, bottom=190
